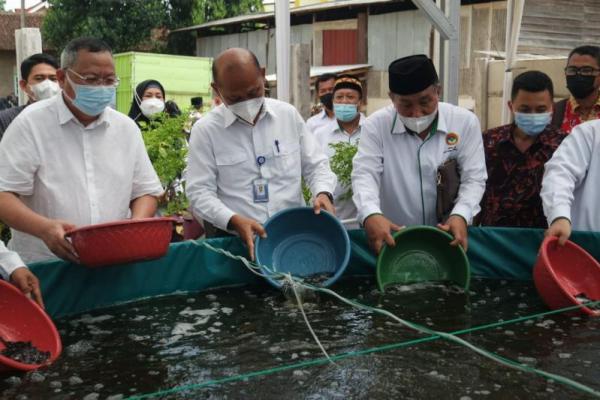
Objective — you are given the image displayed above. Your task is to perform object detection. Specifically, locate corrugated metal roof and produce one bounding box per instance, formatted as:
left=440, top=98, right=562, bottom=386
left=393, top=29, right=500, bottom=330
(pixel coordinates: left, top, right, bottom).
left=265, top=63, right=371, bottom=83
left=171, top=0, right=395, bottom=33
left=518, top=0, right=600, bottom=56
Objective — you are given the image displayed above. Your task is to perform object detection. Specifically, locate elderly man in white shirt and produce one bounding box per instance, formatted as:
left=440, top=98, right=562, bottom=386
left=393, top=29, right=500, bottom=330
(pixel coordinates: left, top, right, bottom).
left=542, top=119, right=600, bottom=244
left=314, top=75, right=366, bottom=226
left=352, top=55, right=487, bottom=253
left=0, top=37, right=163, bottom=306
left=186, top=48, right=337, bottom=261
left=306, top=73, right=337, bottom=133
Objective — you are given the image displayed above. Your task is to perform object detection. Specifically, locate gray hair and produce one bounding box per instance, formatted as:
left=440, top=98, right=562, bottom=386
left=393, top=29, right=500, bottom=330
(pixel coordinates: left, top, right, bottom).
left=60, top=37, right=112, bottom=69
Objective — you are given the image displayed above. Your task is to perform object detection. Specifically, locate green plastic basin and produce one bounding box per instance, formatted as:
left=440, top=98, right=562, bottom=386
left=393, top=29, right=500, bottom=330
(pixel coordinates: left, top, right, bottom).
left=376, top=225, right=470, bottom=292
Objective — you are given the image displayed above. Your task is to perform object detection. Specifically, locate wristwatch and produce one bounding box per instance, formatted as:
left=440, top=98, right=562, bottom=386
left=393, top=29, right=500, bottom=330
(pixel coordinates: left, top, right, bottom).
left=316, top=191, right=334, bottom=204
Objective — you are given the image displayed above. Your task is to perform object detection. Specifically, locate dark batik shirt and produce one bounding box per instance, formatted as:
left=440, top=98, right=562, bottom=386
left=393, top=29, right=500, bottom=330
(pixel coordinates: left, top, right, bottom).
left=479, top=123, right=566, bottom=228
left=0, top=105, right=26, bottom=141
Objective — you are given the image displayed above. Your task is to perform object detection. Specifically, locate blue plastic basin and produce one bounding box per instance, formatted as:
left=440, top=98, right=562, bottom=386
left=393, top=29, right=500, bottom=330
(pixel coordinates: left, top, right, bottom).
left=255, top=207, right=351, bottom=288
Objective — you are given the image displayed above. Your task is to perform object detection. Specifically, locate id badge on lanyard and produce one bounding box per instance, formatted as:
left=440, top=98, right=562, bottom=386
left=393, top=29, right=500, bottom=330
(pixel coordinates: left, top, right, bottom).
left=253, top=155, right=269, bottom=203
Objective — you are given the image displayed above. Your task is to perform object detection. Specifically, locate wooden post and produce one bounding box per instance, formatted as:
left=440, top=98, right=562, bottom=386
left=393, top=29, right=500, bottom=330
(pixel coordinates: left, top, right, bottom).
left=357, top=12, right=368, bottom=64
left=290, top=43, right=311, bottom=119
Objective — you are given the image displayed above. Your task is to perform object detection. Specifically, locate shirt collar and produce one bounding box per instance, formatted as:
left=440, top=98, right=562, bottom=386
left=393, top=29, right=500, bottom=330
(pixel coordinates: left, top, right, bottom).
left=56, top=92, right=110, bottom=128
left=330, top=113, right=365, bottom=136
left=222, top=98, right=271, bottom=128
left=568, top=95, right=600, bottom=111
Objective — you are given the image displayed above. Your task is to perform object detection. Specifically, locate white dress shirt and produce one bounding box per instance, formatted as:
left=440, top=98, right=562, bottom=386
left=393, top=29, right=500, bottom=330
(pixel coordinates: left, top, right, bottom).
left=186, top=98, right=337, bottom=231
left=314, top=114, right=365, bottom=224
left=306, top=109, right=336, bottom=134
left=541, top=119, right=600, bottom=230
left=352, top=102, right=487, bottom=226
left=0, top=93, right=163, bottom=277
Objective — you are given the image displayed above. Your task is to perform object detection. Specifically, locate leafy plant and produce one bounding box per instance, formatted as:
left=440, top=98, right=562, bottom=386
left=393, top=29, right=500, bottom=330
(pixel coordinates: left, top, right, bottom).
left=329, top=141, right=359, bottom=201
left=140, top=112, right=189, bottom=216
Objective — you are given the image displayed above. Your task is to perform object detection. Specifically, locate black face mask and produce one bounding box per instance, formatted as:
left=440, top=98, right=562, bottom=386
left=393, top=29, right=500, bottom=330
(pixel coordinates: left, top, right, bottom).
left=319, top=93, right=333, bottom=111
left=567, top=75, right=597, bottom=99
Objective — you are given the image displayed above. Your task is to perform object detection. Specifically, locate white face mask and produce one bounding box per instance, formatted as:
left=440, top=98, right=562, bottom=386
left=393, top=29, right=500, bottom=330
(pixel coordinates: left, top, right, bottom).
left=397, top=109, right=438, bottom=133
left=29, top=79, right=60, bottom=101
left=139, top=98, right=165, bottom=118
left=227, top=97, right=264, bottom=125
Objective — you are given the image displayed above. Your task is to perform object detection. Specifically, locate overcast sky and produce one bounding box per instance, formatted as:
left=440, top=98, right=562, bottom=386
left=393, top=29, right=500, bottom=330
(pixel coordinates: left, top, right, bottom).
left=4, top=0, right=39, bottom=12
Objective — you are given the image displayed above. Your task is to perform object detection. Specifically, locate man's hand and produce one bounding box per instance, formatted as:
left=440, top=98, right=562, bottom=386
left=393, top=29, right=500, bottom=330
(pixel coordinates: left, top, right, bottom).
left=228, top=214, right=267, bottom=261
left=10, top=267, right=44, bottom=308
left=314, top=193, right=335, bottom=215
left=39, top=219, right=79, bottom=263
left=364, top=214, right=403, bottom=254
left=438, top=215, right=468, bottom=251
left=546, top=218, right=571, bottom=246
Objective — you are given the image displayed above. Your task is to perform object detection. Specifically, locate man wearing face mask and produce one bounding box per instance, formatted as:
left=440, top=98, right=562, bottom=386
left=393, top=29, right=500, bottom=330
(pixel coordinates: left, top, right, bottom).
left=186, top=48, right=337, bottom=261
left=0, top=37, right=163, bottom=306
left=314, top=75, right=365, bottom=226
left=552, top=45, right=600, bottom=134
left=0, top=53, right=60, bottom=140
left=306, top=73, right=337, bottom=134
left=352, top=54, right=487, bottom=254
left=479, top=71, right=566, bottom=228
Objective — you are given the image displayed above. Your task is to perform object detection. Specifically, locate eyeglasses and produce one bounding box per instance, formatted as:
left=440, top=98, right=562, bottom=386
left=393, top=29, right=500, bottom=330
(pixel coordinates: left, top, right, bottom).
left=67, top=69, right=120, bottom=87
left=564, top=66, right=600, bottom=77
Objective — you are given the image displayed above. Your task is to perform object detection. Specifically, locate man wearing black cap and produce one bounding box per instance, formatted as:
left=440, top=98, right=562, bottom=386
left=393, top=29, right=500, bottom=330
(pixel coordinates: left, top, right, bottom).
left=352, top=54, right=486, bottom=253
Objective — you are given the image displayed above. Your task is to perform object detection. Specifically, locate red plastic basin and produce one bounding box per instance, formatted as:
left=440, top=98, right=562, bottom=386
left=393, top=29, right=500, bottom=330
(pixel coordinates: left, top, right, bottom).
left=534, top=237, right=600, bottom=316
left=0, top=280, right=62, bottom=372
left=65, top=217, right=175, bottom=268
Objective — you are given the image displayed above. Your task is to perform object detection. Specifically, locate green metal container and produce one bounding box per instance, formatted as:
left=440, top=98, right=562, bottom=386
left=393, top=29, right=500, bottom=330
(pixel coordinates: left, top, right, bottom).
left=114, top=52, right=212, bottom=114
left=376, top=225, right=470, bottom=292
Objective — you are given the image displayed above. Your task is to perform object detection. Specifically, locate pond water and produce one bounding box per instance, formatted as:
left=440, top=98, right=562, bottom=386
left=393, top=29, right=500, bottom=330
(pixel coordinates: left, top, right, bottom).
left=1, top=277, right=598, bottom=400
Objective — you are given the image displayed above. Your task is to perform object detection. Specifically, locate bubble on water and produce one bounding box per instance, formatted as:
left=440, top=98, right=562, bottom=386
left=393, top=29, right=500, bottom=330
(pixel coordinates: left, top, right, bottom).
left=83, top=393, right=99, bottom=400
left=132, top=315, right=148, bottom=322
left=504, top=330, right=515, bottom=336
left=69, top=376, right=83, bottom=385
left=517, top=303, right=527, bottom=309
left=186, top=298, right=196, bottom=303
left=206, top=294, right=218, bottom=301
left=66, top=340, right=94, bottom=356
left=179, top=307, right=216, bottom=317
left=474, top=390, right=491, bottom=395
left=16, top=395, right=27, bottom=400
left=213, top=322, right=223, bottom=327
left=171, top=323, right=204, bottom=336
left=5, top=376, right=22, bottom=386
left=517, top=356, right=536, bottom=365
left=558, top=353, right=572, bottom=359
left=210, top=302, right=220, bottom=308
left=29, top=372, right=45, bottom=383
left=535, top=319, right=555, bottom=329
left=78, top=314, right=114, bottom=325
left=148, top=370, right=160, bottom=376
left=269, top=345, right=282, bottom=354
left=49, top=380, right=62, bottom=389
left=291, top=353, right=299, bottom=360
left=128, top=334, right=150, bottom=342
left=106, top=395, right=124, bottom=400
left=221, top=307, right=233, bottom=315
left=552, top=339, right=563, bottom=346
left=94, top=383, right=104, bottom=391
left=208, top=327, right=220, bottom=333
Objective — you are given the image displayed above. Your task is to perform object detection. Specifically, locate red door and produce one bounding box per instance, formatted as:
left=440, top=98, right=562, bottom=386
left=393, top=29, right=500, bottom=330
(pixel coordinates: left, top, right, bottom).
left=322, top=29, right=358, bottom=65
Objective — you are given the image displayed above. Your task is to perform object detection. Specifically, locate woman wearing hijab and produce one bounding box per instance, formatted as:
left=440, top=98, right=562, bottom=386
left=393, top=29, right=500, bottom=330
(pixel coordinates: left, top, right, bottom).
left=127, top=79, right=180, bottom=127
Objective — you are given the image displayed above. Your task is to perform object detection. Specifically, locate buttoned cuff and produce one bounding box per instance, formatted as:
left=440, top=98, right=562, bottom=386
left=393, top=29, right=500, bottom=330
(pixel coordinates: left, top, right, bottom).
left=213, top=207, right=237, bottom=232
left=311, top=183, right=335, bottom=200
left=450, top=204, right=473, bottom=225
left=359, top=204, right=383, bottom=225
left=0, top=252, right=27, bottom=281
left=547, top=204, right=571, bottom=228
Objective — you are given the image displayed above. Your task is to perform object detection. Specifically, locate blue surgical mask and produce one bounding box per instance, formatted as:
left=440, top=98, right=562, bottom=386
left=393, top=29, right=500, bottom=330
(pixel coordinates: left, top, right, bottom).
left=334, top=103, right=358, bottom=122
left=65, top=73, right=116, bottom=117
left=514, top=112, right=552, bottom=136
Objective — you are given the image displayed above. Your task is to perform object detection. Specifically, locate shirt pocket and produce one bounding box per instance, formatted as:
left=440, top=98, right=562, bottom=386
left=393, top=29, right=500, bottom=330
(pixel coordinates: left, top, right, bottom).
left=273, top=140, right=301, bottom=177
left=215, top=150, right=250, bottom=186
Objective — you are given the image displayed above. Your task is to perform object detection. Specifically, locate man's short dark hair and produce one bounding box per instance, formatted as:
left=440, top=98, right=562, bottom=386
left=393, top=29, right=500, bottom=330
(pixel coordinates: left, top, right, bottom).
left=511, top=70, right=554, bottom=100
left=568, top=45, right=600, bottom=67
left=212, top=50, right=261, bottom=83
left=315, top=73, right=336, bottom=92
left=20, top=53, right=59, bottom=80
left=61, top=37, right=112, bottom=69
